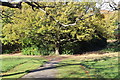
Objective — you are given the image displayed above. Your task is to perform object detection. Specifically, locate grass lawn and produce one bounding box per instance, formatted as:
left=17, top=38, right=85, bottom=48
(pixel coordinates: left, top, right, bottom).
left=0, top=56, right=47, bottom=78
left=57, top=56, right=119, bottom=79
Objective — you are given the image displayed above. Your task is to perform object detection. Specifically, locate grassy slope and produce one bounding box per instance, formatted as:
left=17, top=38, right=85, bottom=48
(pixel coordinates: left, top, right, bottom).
left=0, top=56, right=47, bottom=78
left=57, top=56, right=119, bottom=78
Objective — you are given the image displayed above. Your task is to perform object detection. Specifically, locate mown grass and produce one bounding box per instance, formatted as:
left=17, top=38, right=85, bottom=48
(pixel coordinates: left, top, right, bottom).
left=0, top=56, right=47, bottom=78
left=57, top=56, right=119, bottom=79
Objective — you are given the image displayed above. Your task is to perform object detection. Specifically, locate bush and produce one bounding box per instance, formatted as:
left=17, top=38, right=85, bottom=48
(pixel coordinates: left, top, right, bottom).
left=2, top=50, right=13, bottom=54
left=22, top=45, right=54, bottom=55
left=102, top=41, right=120, bottom=52
left=39, top=47, right=54, bottom=55
left=22, top=46, right=40, bottom=55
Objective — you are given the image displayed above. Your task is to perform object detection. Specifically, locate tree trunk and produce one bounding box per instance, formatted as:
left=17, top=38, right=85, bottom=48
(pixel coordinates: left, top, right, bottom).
left=55, top=47, right=59, bottom=55
left=55, top=43, right=60, bottom=55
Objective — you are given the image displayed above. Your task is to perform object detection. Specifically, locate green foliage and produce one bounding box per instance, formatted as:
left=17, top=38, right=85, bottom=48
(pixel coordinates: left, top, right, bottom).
left=21, top=45, right=54, bottom=55
left=21, top=46, right=40, bottom=55
left=39, top=47, right=54, bottom=55
left=0, top=7, right=14, bottom=25
left=102, top=41, right=120, bottom=52
left=114, top=22, right=120, bottom=41
left=103, top=11, right=118, bottom=39
left=62, top=49, right=74, bottom=55
left=1, top=2, right=117, bottom=55
left=2, top=50, right=13, bottom=54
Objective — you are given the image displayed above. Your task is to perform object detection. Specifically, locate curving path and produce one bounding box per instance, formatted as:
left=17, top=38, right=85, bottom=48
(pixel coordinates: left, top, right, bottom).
left=22, top=60, right=59, bottom=78
left=17, top=56, right=68, bottom=80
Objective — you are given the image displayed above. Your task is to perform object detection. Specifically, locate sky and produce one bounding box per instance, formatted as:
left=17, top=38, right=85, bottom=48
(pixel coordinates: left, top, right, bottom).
left=0, top=0, right=119, bottom=3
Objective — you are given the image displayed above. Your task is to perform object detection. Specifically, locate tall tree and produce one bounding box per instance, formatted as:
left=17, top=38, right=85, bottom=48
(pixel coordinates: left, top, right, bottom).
left=1, top=2, right=117, bottom=55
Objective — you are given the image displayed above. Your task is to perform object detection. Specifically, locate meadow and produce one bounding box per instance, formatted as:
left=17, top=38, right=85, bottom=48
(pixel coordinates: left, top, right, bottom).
left=57, top=55, right=119, bottom=79
left=0, top=56, right=47, bottom=78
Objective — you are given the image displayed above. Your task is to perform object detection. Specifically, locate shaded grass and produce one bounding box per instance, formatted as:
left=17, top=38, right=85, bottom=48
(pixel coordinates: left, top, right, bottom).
left=0, top=56, right=47, bottom=78
left=57, top=56, right=119, bottom=78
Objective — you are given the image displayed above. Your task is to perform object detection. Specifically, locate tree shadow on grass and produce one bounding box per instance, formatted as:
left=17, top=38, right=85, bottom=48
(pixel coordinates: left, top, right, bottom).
left=1, top=62, right=118, bottom=79
left=1, top=63, right=82, bottom=77
left=1, top=71, right=26, bottom=77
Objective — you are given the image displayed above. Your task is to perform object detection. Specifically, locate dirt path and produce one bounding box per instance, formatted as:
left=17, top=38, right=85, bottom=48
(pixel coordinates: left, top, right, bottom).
left=1, top=51, right=118, bottom=79
left=18, top=52, right=118, bottom=79
left=18, top=56, right=69, bottom=79
left=21, top=60, right=59, bottom=78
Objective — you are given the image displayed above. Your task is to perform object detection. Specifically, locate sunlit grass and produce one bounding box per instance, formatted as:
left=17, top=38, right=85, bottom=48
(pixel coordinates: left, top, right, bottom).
left=57, top=56, right=119, bottom=78
left=0, top=56, right=47, bottom=78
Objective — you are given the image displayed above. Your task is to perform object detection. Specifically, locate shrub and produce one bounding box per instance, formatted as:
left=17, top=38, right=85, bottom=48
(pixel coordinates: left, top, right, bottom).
left=22, top=45, right=40, bottom=55
left=2, top=50, right=13, bottom=54
left=22, top=45, right=54, bottom=55
left=39, top=47, right=54, bottom=55
left=102, top=41, right=120, bottom=52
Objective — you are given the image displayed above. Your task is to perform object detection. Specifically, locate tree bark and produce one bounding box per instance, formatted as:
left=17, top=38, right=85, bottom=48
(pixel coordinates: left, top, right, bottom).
left=55, top=47, right=59, bottom=55
left=55, top=42, right=60, bottom=55
left=0, top=2, right=22, bottom=9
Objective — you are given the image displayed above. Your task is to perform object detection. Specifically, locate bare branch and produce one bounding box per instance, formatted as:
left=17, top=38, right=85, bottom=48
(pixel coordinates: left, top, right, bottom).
left=0, top=1, right=22, bottom=9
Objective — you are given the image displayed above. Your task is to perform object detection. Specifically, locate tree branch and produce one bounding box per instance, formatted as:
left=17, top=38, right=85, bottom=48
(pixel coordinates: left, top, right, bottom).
left=0, top=1, right=119, bottom=27
left=0, top=1, right=22, bottom=9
